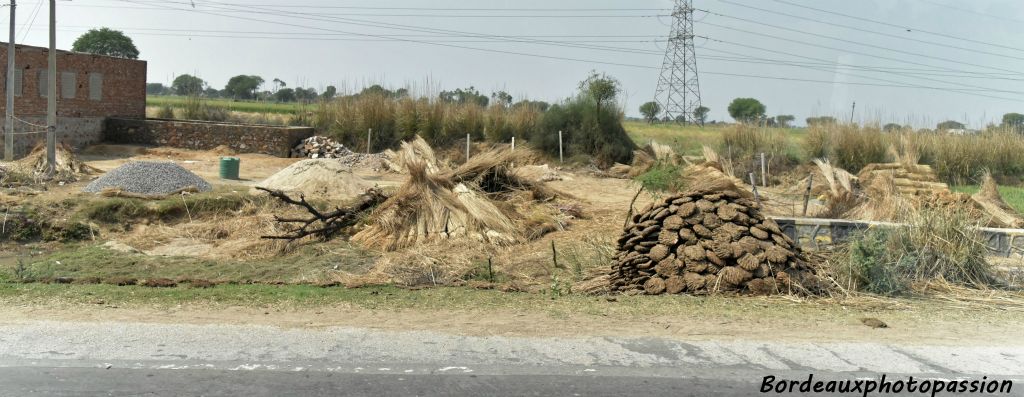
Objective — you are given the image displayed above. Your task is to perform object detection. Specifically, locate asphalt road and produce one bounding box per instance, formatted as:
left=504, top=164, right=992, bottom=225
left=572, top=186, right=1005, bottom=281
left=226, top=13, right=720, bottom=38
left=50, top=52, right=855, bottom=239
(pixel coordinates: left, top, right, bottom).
left=0, top=321, right=1020, bottom=396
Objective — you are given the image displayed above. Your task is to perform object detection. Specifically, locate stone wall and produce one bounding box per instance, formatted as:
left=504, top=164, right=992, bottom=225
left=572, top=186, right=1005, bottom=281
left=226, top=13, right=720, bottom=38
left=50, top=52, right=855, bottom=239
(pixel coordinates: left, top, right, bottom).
left=103, top=118, right=314, bottom=157
left=772, top=217, right=1024, bottom=258
left=0, top=116, right=104, bottom=157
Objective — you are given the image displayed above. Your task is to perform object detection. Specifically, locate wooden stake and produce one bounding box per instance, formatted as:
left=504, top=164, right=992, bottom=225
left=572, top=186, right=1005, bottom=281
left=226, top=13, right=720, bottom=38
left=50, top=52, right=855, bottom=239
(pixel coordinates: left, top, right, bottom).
left=551, top=240, right=560, bottom=269
left=749, top=172, right=762, bottom=207
left=802, top=173, right=814, bottom=217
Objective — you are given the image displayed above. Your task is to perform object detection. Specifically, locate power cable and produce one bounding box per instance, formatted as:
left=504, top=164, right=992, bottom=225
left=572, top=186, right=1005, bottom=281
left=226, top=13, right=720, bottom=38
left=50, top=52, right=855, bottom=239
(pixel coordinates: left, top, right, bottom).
left=767, top=0, right=1024, bottom=54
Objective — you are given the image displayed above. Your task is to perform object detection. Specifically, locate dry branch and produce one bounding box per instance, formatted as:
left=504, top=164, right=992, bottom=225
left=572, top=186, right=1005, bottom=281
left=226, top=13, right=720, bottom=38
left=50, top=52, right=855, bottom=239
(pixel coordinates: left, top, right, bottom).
left=256, top=187, right=387, bottom=241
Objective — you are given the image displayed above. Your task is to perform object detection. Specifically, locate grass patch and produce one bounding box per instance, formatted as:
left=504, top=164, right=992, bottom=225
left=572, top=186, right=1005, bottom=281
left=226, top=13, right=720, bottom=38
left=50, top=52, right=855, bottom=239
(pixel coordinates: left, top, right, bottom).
left=624, top=121, right=723, bottom=156
left=952, top=185, right=1024, bottom=213
left=75, top=190, right=266, bottom=224
left=1, top=242, right=377, bottom=284
left=635, top=162, right=685, bottom=192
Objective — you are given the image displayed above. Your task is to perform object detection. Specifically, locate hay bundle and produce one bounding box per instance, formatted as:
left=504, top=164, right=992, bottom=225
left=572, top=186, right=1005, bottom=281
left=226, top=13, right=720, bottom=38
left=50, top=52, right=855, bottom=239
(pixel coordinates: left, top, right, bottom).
left=609, top=179, right=825, bottom=296
left=445, top=147, right=558, bottom=200
left=12, top=142, right=98, bottom=180
left=813, top=159, right=859, bottom=218
left=970, top=172, right=1024, bottom=228
left=352, top=159, right=518, bottom=251
left=382, top=136, right=441, bottom=174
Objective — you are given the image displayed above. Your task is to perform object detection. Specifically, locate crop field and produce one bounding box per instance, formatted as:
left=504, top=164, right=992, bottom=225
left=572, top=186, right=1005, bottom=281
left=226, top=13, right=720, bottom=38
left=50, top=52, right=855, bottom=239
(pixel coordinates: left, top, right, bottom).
left=147, top=95, right=303, bottom=114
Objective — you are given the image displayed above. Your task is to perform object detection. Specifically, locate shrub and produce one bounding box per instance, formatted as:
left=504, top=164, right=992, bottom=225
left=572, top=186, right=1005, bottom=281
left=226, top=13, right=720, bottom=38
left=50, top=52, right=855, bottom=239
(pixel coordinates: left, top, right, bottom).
left=635, top=162, right=685, bottom=192
left=155, top=105, right=175, bottom=119
left=533, top=100, right=635, bottom=167
left=832, top=207, right=998, bottom=296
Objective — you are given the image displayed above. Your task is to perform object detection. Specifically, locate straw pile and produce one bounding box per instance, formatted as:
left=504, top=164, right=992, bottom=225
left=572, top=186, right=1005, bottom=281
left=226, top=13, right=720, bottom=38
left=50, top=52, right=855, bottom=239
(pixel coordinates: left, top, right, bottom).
left=353, top=137, right=554, bottom=251
left=609, top=171, right=824, bottom=295
left=858, top=162, right=948, bottom=196
left=12, top=143, right=98, bottom=180
left=971, top=172, right=1024, bottom=228
left=608, top=141, right=677, bottom=178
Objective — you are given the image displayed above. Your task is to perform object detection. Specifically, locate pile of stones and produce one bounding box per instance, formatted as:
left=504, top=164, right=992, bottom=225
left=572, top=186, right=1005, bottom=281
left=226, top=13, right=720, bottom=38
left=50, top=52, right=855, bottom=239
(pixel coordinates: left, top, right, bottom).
left=83, top=162, right=212, bottom=195
left=291, top=136, right=351, bottom=159
left=609, top=188, right=824, bottom=295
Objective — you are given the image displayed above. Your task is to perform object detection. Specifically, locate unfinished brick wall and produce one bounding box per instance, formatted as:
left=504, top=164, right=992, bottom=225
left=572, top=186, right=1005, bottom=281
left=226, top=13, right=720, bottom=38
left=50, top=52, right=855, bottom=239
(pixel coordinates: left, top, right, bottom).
left=0, top=43, right=147, bottom=118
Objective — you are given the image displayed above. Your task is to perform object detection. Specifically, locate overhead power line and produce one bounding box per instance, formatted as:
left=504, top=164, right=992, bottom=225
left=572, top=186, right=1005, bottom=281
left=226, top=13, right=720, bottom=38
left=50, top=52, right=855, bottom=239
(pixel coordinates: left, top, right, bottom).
left=696, top=9, right=1024, bottom=76
left=914, top=0, right=1024, bottom=24
left=110, top=0, right=1024, bottom=102
left=767, top=0, right=1024, bottom=54
left=717, top=0, right=1024, bottom=62
left=119, top=0, right=670, bottom=11
left=59, top=3, right=668, bottom=18
left=696, top=21, right=1024, bottom=96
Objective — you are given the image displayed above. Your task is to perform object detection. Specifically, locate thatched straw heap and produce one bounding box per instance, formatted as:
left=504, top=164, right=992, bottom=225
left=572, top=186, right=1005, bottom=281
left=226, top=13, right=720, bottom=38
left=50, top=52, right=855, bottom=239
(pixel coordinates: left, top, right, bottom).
left=858, top=162, right=949, bottom=196
left=353, top=138, right=556, bottom=251
left=609, top=169, right=824, bottom=295
left=608, top=140, right=678, bottom=178
left=12, top=143, right=98, bottom=181
left=971, top=172, right=1024, bottom=228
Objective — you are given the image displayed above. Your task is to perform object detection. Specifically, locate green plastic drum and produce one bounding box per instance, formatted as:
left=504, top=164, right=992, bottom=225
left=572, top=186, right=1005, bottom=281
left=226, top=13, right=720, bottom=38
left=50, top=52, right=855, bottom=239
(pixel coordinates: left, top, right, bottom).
left=219, top=157, right=240, bottom=180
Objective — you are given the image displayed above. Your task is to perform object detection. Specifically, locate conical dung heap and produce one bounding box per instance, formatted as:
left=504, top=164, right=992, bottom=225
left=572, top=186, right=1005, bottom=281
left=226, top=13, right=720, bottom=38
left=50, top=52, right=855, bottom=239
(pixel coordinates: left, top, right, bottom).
left=609, top=186, right=825, bottom=296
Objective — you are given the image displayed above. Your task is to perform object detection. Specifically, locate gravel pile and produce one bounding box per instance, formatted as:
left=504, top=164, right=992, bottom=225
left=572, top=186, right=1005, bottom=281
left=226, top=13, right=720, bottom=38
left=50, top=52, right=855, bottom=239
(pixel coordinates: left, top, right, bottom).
left=83, top=162, right=212, bottom=195
left=610, top=187, right=824, bottom=296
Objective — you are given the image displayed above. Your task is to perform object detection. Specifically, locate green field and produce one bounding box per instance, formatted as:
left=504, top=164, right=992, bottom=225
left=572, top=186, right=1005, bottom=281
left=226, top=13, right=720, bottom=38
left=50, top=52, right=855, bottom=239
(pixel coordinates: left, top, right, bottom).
left=622, top=120, right=805, bottom=157
left=952, top=185, right=1024, bottom=213
left=147, top=95, right=303, bottom=114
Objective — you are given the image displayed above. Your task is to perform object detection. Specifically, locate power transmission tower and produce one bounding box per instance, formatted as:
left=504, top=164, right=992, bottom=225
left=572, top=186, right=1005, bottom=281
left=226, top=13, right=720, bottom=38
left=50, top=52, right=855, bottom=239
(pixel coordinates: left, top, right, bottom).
left=654, top=0, right=702, bottom=124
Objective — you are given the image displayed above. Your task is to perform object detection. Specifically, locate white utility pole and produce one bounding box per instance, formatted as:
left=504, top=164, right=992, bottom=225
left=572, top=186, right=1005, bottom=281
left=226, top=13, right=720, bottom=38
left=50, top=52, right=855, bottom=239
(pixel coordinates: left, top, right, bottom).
left=4, top=0, right=15, bottom=161
left=45, top=0, right=55, bottom=174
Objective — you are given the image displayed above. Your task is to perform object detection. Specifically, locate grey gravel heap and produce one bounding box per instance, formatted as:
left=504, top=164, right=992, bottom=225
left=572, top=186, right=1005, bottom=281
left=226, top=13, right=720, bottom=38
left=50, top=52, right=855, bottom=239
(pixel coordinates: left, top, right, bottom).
left=83, top=162, right=212, bottom=195
left=610, top=187, right=825, bottom=296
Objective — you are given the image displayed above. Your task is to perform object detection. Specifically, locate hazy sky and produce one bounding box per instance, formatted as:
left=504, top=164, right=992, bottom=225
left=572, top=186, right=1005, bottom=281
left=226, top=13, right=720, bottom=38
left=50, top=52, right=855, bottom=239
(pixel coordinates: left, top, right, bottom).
left=11, top=0, right=1024, bottom=127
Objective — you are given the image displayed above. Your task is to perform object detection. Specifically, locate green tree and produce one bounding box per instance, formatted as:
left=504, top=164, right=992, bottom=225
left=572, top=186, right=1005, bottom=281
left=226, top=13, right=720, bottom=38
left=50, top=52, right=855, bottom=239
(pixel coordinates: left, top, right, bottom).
left=322, top=85, right=337, bottom=100
left=578, top=71, right=621, bottom=117
left=171, top=74, right=205, bottom=96
left=295, top=87, right=318, bottom=103
left=1002, top=113, right=1024, bottom=131
left=273, top=88, right=296, bottom=102
left=491, top=91, right=513, bottom=107
left=693, top=106, right=710, bottom=125
left=883, top=123, right=903, bottom=133
left=806, top=116, right=837, bottom=126
left=937, top=120, right=965, bottom=131
left=224, top=75, right=265, bottom=99
left=727, top=98, right=766, bottom=123
left=439, top=86, right=489, bottom=107
left=71, top=28, right=140, bottom=59
left=146, top=83, right=167, bottom=95
left=775, top=114, right=795, bottom=128
left=639, top=101, right=661, bottom=124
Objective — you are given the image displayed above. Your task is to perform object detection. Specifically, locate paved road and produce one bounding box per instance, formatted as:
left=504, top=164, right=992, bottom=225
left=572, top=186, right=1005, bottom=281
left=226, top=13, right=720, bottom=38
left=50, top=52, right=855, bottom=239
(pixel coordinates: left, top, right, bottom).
left=0, top=321, right=1020, bottom=396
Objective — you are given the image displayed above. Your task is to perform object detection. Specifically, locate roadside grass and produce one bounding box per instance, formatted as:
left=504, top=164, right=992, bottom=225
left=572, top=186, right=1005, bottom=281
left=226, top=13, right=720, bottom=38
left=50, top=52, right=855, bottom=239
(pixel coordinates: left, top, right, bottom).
left=147, top=95, right=300, bottom=114
left=1, top=282, right=1021, bottom=325
left=0, top=241, right=378, bottom=285
left=952, top=185, right=1024, bottom=213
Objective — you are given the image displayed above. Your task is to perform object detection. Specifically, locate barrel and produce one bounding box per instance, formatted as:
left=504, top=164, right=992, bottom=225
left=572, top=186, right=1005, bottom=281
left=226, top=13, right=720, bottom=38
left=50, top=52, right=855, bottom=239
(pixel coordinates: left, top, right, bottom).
left=219, top=157, right=240, bottom=180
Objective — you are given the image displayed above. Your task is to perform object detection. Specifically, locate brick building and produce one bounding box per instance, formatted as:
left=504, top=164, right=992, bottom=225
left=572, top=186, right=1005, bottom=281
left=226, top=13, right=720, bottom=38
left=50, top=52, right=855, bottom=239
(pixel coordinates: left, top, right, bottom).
left=0, top=42, right=146, bottom=158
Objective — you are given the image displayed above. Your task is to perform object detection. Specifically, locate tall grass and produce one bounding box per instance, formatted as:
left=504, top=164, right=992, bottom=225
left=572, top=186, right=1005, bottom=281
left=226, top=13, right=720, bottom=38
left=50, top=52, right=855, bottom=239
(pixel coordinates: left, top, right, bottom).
left=805, top=124, right=1024, bottom=184
left=313, top=93, right=542, bottom=151
left=832, top=207, right=998, bottom=296
left=717, top=124, right=799, bottom=177
left=804, top=124, right=887, bottom=173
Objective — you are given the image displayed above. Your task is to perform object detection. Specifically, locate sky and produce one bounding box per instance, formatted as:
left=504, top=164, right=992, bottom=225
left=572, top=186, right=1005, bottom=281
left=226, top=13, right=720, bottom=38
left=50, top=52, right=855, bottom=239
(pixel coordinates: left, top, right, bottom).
left=9, top=0, right=1024, bottom=127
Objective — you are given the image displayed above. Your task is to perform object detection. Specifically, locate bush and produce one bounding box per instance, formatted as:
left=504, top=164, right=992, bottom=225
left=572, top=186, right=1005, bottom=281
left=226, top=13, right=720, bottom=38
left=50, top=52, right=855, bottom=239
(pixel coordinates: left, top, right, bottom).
left=532, top=100, right=634, bottom=167
left=832, top=207, right=998, bottom=296
left=155, top=105, right=175, bottom=119
left=635, top=162, right=685, bottom=192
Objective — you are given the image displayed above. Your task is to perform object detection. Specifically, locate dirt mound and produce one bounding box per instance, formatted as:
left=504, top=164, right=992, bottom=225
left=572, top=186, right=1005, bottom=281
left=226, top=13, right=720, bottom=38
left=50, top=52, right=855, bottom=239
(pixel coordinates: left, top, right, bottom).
left=609, top=184, right=825, bottom=296
left=12, top=143, right=98, bottom=181
left=254, top=159, right=375, bottom=202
